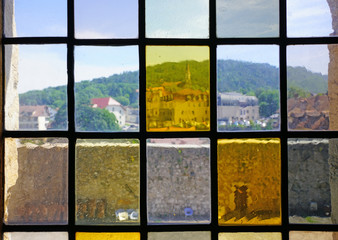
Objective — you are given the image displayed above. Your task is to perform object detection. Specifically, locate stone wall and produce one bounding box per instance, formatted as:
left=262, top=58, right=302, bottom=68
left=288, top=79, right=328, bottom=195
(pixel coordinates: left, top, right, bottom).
left=147, top=143, right=211, bottom=223
left=76, top=142, right=140, bottom=224
left=288, top=139, right=330, bottom=217
left=5, top=141, right=68, bottom=224
left=218, top=139, right=281, bottom=224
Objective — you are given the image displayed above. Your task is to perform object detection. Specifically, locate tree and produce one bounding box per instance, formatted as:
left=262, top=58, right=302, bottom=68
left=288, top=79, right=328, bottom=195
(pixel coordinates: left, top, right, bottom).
left=256, top=88, right=279, bottom=118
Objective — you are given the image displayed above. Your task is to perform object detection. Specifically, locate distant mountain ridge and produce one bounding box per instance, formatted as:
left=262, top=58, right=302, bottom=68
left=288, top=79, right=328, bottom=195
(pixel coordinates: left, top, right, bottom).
left=19, top=60, right=328, bottom=108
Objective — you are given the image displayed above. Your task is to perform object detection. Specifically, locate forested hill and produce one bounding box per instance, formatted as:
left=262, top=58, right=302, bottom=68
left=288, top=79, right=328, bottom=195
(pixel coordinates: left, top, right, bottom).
left=19, top=60, right=328, bottom=108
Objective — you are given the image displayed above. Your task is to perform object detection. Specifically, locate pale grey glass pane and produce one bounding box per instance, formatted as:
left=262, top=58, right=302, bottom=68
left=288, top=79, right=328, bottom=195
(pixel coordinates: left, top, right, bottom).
left=4, top=0, right=67, bottom=37
left=290, top=231, right=338, bottom=240
left=75, top=0, right=138, bottom=38
left=75, top=139, right=140, bottom=225
left=147, top=138, right=211, bottom=224
left=217, top=45, right=280, bottom=131
left=75, top=46, right=139, bottom=132
left=287, top=0, right=333, bottom=37
left=5, top=45, right=68, bottom=131
left=146, top=0, right=209, bottom=38
left=287, top=45, right=332, bottom=131
left=3, top=232, right=68, bottom=240
left=288, top=138, right=334, bottom=224
left=148, top=232, right=211, bottom=240
left=4, top=138, right=68, bottom=225
left=219, top=233, right=281, bottom=240
left=216, top=0, right=279, bottom=38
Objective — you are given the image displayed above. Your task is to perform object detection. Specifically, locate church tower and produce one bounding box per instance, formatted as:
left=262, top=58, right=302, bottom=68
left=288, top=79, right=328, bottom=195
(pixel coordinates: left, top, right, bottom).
left=185, top=62, right=192, bottom=88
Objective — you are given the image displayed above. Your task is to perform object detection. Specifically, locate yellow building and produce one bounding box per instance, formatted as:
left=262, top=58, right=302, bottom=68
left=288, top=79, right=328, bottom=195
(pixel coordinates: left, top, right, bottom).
left=146, top=65, right=210, bottom=131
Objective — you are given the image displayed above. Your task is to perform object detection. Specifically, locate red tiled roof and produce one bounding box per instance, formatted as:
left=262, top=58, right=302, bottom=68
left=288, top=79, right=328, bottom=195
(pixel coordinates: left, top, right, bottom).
left=19, top=105, right=49, bottom=117
left=91, top=97, right=121, bottom=109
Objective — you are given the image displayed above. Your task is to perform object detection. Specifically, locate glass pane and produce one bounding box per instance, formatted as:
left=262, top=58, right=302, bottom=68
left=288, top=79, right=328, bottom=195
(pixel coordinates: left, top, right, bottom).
left=218, top=139, right=281, bottom=225
left=216, top=0, right=279, bottom=38
left=287, top=45, right=334, bottom=131
left=148, top=232, right=211, bottom=240
left=219, top=233, right=282, bottom=240
left=146, top=46, right=210, bottom=131
left=289, top=231, right=338, bottom=240
left=4, top=45, right=68, bottom=131
left=217, top=45, right=280, bottom=131
left=288, top=139, right=334, bottom=224
left=287, top=0, right=333, bottom=37
left=4, top=0, right=67, bottom=37
left=75, top=139, right=140, bottom=225
left=147, top=138, right=211, bottom=224
left=146, top=0, right=209, bottom=38
left=76, top=232, right=140, bottom=240
left=4, top=138, right=68, bottom=225
left=75, top=0, right=138, bottom=38
left=75, top=46, right=139, bottom=132
left=3, top=232, right=68, bottom=240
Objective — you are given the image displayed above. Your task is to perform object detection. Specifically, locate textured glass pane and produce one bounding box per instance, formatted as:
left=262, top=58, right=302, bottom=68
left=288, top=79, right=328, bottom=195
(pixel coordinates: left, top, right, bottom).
left=147, top=138, right=211, bottom=224
left=4, top=0, right=67, bottom=37
left=217, top=45, right=280, bottom=131
left=289, top=231, right=338, bottom=240
left=288, top=139, right=334, bottom=224
left=287, top=45, right=334, bottom=131
left=75, top=0, right=138, bottom=38
left=76, top=139, right=140, bottom=225
left=146, top=46, right=210, bottom=131
left=148, top=232, right=211, bottom=240
left=218, top=139, right=281, bottom=225
left=216, top=0, right=279, bottom=38
left=3, top=232, right=68, bottom=240
left=5, top=45, right=67, bottom=131
left=4, top=138, right=68, bottom=225
left=76, top=232, right=140, bottom=240
left=146, top=0, right=209, bottom=38
left=219, top=232, right=281, bottom=240
left=287, top=0, right=333, bottom=37
left=75, top=46, right=139, bottom=132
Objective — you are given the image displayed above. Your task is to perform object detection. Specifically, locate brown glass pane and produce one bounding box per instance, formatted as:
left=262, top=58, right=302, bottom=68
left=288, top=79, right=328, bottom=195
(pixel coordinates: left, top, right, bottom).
left=146, top=0, right=209, bottom=38
left=147, top=138, right=211, bottom=224
left=146, top=46, right=210, bottom=131
left=289, top=231, right=338, bottom=240
left=287, top=45, right=336, bottom=131
left=218, top=139, right=281, bottom=225
left=75, top=139, right=140, bottom=225
left=76, top=232, right=140, bottom=240
left=216, top=0, right=279, bottom=38
left=219, top=232, right=282, bottom=240
left=288, top=139, right=334, bottom=224
left=3, top=232, right=68, bottom=240
left=4, top=138, right=68, bottom=225
left=148, top=232, right=211, bottom=240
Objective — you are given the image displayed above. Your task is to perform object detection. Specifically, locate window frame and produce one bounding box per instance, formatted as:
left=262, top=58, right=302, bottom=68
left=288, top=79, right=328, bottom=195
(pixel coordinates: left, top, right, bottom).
left=1, top=0, right=338, bottom=239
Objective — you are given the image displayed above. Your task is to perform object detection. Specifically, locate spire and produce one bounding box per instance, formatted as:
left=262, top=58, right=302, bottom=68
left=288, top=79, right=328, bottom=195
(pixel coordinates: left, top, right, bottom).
left=185, top=62, right=192, bottom=87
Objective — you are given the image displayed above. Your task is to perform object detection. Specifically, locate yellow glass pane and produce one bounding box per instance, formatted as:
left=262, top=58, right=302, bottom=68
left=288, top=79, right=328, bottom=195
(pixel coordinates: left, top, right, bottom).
left=219, top=232, right=281, bottom=240
left=75, top=139, right=140, bottom=225
left=146, top=46, right=210, bottom=132
left=76, top=232, right=140, bottom=240
left=218, top=138, right=281, bottom=225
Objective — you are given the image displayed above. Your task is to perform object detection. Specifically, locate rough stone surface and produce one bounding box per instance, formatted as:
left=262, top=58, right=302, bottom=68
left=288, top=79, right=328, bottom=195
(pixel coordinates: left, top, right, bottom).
left=76, top=142, right=140, bottom=224
left=147, top=143, right=211, bottom=223
left=218, top=139, right=281, bottom=225
left=329, top=139, right=338, bottom=224
left=288, top=139, right=331, bottom=217
left=5, top=141, right=68, bottom=224
left=219, top=232, right=281, bottom=240
left=290, top=231, right=336, bottom=240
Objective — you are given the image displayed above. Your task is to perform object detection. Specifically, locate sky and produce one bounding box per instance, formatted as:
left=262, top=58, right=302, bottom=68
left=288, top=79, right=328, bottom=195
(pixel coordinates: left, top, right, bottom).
left=8, top=0, right=333, bottom=93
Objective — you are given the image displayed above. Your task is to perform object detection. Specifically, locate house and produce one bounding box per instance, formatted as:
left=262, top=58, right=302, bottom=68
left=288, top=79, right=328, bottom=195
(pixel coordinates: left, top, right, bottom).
left=19, top=105, right=51, bottom=130
left=217, top=92, right=260, bottom=123
left=91, top=97, right=126, bottom=126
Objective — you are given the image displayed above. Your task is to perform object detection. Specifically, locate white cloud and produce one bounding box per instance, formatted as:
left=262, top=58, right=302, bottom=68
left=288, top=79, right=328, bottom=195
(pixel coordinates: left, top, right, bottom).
left=75, top=30, right=114, bottom=39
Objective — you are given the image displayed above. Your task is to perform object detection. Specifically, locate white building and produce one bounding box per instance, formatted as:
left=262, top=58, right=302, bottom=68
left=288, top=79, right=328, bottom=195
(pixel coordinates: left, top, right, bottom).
left=91, top=97, right=126, bottom=126
left=19, top=105, right=51, bottom=130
